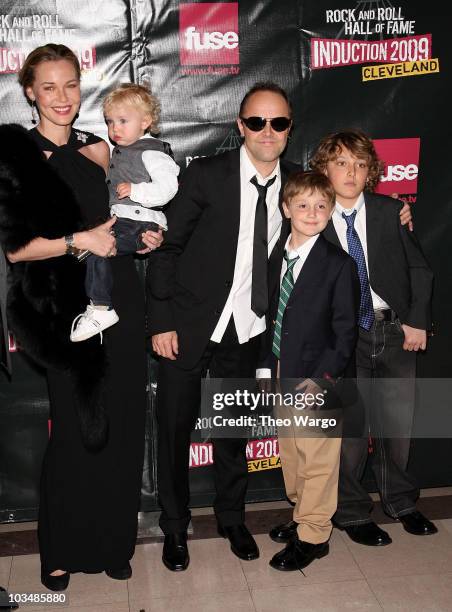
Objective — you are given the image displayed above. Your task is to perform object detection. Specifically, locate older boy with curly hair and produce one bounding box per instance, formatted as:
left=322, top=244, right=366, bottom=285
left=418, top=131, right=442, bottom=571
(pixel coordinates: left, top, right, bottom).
left=311, top=129, right=436, bottom=545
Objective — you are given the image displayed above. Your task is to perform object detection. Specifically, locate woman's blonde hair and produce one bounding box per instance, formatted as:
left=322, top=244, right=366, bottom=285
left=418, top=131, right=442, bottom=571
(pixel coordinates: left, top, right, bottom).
left=103, top=82, right=161, bottom=134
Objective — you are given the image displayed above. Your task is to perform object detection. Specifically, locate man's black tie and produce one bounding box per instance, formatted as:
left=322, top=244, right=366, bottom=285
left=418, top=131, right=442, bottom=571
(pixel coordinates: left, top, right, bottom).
left=250, top=174, right=277, bottom=317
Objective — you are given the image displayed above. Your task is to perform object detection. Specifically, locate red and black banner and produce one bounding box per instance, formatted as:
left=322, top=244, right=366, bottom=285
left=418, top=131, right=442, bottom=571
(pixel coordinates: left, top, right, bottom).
left=1, top=1, right=451, bottom=520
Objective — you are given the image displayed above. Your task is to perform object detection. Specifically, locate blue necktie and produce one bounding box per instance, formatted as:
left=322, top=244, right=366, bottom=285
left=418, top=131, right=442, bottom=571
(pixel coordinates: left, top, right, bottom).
left=342, top=210, right=374, bottom=330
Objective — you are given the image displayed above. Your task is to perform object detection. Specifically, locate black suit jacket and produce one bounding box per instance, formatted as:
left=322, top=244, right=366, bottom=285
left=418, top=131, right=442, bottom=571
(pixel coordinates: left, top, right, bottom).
left=261, top=234, right=360, bottom=380
left=322, top=192, right=433, bottom=330
left=146, top=147, right=298, bottom=369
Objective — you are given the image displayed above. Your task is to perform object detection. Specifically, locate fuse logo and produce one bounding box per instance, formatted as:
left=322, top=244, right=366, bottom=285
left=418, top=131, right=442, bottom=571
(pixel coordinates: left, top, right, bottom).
left=374, top=138, right=420, bottom=195
left=179, top=3, right=239, bottom=65
left=380, top=164, right=418, bottom=182
left=184, top=27, right=238, bottom=51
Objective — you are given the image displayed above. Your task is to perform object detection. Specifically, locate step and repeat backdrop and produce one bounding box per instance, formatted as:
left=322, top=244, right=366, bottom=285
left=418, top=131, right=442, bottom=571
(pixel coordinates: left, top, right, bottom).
left=1, top=0, right=451, bottom=521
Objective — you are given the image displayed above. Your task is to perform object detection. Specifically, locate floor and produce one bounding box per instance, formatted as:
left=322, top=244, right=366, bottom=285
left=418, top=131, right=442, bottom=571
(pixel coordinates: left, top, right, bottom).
left=1, top=488, right=452, bottom=612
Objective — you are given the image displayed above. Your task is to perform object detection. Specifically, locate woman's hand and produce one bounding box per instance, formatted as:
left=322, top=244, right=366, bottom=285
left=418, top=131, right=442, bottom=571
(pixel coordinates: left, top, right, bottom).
left=75, top=216, right=117, bottom=257
left=136, top=228, right=164, bottom=254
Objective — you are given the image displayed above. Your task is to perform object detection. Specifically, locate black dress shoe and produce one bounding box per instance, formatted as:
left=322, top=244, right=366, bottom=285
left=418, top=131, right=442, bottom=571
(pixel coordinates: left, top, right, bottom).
left=398, top=511, right=438, bottom=536
left=218, top=524, right=259, bottom=560
left=270, top=539, right=329, bottom=572
left=40, top=570, right=70, bottom=592
left=162, top=532, right=189, bottom=571
left=343, top=522, right=392, bottom=546
left=105, top=562, right=132, bottom=580
left=269, top=520, right=298, bottom=544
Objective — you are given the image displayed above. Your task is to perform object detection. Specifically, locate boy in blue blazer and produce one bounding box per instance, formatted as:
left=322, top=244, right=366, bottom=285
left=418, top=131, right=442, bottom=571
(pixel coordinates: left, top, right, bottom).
left=259, top=171, right=360, bottom=571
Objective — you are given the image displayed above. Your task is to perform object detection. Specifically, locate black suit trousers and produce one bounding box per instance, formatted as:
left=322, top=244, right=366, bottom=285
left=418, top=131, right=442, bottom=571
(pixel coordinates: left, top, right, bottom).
left=156, top=318, right=261, bottom=534
left=334, top=318, right=419, bottom=525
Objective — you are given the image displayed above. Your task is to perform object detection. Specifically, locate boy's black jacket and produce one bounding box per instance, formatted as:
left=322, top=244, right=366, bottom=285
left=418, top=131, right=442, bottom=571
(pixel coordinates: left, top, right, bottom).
left=323, top=193, right=434, bottom=331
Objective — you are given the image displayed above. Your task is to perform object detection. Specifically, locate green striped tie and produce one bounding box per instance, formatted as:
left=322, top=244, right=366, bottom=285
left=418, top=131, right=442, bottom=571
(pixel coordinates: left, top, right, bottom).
left=272, top=251, right=299, bottom=359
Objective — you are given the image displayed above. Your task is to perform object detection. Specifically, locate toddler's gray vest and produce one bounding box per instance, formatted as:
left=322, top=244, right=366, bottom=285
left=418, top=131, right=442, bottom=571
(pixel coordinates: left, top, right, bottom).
left=107, top=137, right=173, bottom=208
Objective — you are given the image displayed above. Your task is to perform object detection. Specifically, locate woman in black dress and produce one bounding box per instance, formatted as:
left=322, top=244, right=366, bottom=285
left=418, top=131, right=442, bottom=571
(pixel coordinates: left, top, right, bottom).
left=3, top=44, right=162, bottom=590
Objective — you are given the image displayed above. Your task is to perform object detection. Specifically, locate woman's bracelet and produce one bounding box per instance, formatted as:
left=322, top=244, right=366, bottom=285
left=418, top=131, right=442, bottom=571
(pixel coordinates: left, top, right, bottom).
left=64, top=234, right=90, bottom=260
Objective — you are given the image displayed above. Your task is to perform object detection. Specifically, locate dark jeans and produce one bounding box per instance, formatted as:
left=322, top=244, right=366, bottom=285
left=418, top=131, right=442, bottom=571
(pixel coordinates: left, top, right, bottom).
left=85, top=218, right=157, bottom=307
left=156, top=318, right=261, bottom=534
left=334, top=316, right=419, bottom=526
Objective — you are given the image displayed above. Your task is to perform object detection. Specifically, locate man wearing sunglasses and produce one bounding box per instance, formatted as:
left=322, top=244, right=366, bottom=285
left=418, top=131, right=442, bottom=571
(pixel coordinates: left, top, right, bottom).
left=147, top=82, right=297, bottom=570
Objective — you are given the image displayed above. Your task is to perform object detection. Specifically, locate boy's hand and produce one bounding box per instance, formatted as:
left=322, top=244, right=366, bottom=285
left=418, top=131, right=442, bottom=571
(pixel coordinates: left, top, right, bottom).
left=257, top=378, right=272, bottom=394
left=152, top=331, right=179, bottom=360
left=116, top=182, right=132, bottom=199
left=401, top=324, right=427, bottom=351
left=394, top=197, right=414, bottom=232
left=295, top=378, right=323, bottom=397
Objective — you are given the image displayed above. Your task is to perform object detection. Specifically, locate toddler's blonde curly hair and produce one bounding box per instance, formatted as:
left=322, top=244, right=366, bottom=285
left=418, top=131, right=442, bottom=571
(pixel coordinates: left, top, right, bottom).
left=103, top=82, right=161, bottom=134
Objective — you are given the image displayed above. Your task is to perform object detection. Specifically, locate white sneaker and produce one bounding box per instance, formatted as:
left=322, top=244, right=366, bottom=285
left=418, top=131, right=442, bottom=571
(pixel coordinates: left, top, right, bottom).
left=70, top=305, right=119, bottom=342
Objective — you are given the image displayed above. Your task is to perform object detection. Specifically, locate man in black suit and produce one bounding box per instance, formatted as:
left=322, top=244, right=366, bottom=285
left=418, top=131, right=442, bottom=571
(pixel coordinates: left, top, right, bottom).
left=313, top=129, right=436, bottom=545
left=147, top=83, right=297, bottom=570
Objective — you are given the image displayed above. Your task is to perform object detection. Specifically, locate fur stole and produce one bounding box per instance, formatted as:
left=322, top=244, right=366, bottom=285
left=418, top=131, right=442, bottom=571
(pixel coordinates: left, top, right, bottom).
left=0, top=124, right=108, bottom=452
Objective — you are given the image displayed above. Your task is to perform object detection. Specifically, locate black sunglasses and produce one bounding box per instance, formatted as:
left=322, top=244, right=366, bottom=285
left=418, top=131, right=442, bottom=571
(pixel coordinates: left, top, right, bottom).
left=240, top=116, right=292, bottom=132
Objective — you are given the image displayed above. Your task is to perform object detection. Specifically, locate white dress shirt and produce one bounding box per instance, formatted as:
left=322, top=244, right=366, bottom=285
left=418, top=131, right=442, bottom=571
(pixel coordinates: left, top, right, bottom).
left=111, top=134, right=180, bottom=230
left=332, top=194, right=389, bottom=311
left=210, top=145, right=282, bottom=344
left=256, top=233, right=320, bottom=378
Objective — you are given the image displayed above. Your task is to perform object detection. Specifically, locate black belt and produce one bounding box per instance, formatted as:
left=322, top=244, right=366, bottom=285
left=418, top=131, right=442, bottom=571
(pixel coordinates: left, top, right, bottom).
left=374, top=308, right=397, bottom=322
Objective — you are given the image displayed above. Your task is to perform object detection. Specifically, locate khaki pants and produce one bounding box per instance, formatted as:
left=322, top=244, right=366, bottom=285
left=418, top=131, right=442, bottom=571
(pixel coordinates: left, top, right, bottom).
left=276, top=368, right=341, bottom=544
left=278, top=432, right=341, bottom=544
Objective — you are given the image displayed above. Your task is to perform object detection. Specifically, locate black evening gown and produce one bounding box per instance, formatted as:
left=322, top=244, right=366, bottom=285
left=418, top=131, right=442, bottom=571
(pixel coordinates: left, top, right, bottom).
left=30, top=127, right=146, bottom=573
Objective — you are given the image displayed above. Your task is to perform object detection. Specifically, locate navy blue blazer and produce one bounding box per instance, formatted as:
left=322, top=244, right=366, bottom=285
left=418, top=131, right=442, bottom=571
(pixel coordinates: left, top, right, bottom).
left=261, top=233, right=360, bottom=381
